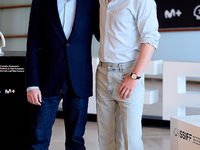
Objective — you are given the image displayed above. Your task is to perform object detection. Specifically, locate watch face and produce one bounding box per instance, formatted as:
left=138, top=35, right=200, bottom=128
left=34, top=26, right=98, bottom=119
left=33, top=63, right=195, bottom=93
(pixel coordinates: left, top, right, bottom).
left=131, top=73, right=137, bottom=79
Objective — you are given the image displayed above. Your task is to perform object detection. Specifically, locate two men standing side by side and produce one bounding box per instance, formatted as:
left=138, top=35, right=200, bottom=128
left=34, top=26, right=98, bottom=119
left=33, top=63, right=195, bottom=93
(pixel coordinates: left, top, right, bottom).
left=25, top=0, right=99, bottom=149
left=96, top=0, right=160, bottom=150
left=26, top=0, right=160, bottom=149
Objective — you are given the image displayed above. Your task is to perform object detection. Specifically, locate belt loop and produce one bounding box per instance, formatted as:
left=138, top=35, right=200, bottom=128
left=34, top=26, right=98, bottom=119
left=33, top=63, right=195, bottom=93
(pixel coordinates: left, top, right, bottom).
left=119, top=64, right=122, bottom=72
left=100, top=61, right=103, bottom=67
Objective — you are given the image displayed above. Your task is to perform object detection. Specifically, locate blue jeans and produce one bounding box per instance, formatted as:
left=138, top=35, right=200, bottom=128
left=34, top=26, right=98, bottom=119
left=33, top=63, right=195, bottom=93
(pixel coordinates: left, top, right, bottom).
left=29, top=78, right=88, bottom=150
left=96, top=60, right=144, bottom=150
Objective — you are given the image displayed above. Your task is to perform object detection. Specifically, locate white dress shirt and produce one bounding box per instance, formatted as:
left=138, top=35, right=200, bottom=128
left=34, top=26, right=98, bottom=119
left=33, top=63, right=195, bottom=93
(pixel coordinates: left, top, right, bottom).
left=27, top=0, right=77, bottom=92
left=99, top=0, right=160, bottom=63
left=58, top=0, right=77, bottom=39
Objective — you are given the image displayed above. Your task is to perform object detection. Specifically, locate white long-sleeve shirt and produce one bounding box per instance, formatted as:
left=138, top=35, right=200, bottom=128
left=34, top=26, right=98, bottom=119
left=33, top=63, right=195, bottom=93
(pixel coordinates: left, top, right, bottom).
left=58, top=0, right=76, bottom=39
left=99, top=0, right=160, bottom=63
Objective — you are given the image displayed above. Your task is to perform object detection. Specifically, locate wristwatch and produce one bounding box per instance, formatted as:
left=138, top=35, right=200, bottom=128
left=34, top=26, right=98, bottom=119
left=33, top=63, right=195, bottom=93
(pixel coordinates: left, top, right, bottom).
left=130, top=73, right=141, bottom=80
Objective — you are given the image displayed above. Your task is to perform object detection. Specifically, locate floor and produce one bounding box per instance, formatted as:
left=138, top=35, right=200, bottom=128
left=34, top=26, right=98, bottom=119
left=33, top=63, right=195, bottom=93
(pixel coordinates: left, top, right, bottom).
left=49, top=119, right=170, bottom=150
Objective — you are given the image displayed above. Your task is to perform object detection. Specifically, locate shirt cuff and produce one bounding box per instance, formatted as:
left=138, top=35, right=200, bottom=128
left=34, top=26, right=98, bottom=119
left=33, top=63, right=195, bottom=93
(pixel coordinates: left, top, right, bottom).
left=27, top=86, right=39, bottom=92
left=142, top=35, right=160, bottom=49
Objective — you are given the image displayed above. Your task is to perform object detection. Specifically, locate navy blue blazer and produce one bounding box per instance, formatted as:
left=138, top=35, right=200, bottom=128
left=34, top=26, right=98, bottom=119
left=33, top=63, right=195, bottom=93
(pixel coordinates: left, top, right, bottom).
left=26, top=0, right=99, bottom=97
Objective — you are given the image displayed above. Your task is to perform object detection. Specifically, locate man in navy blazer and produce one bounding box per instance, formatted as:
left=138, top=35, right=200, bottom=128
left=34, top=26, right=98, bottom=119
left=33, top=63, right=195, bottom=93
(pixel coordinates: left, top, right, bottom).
left=25, top=0, right=99, bottom=149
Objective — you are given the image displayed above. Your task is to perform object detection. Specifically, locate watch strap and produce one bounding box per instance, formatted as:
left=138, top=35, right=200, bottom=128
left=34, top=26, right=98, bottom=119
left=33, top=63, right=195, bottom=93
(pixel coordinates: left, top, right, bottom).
left=130, top=73, right=141, bottom=80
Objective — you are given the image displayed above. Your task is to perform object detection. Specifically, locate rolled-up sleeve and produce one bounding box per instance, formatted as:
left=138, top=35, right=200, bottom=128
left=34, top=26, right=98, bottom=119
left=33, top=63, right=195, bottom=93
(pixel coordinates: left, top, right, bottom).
left=136, top=0, right=160, bottom=49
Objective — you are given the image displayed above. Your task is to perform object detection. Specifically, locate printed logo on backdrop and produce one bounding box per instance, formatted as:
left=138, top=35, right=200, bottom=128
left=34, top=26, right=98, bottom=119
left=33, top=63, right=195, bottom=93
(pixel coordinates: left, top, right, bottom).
left=0, top=89, right=16, bottom=95
left=0, top=65, right=24, bottom=72
left=165, top=9, right=182, bottom=19
left=5, top=89, right=15, bottom=94
left=0, top=63, right=25, bottom=97
left=194, top=5, right=200, bottom=20
left=154, top=0, right=200, bottom=30
left=173, top=128, right=200, bottom=146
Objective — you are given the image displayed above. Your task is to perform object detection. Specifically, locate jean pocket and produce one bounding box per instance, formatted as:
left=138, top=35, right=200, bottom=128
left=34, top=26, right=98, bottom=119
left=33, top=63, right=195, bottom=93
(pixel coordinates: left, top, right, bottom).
left=122, top=66, right=134, bottom=76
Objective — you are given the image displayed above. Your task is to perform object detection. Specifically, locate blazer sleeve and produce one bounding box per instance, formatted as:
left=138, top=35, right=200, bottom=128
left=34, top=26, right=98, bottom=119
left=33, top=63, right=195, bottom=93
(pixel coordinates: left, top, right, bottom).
left=25, top=0, right=40, bottom=88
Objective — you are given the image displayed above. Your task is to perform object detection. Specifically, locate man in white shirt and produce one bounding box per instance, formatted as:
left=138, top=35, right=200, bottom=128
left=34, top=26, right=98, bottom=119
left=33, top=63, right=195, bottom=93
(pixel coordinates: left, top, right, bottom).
left=96, top=0, right=160, bottom=149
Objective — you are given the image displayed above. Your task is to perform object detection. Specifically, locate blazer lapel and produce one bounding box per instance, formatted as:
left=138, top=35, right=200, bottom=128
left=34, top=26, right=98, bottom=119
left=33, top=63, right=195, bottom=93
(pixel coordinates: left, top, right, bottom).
left=74, top=0, right=87, bottom=20
left=42, top=0, right=88, bottom=40
left=68, top=0, right=88, bottom=40
left=43, top=0, right=66, bottom=39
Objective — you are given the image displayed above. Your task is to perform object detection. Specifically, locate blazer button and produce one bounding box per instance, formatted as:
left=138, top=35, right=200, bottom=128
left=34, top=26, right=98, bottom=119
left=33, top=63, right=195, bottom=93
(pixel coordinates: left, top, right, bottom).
left=66, top=43, right=69, bottom=46
left=63, top=59, right=67, bottom=63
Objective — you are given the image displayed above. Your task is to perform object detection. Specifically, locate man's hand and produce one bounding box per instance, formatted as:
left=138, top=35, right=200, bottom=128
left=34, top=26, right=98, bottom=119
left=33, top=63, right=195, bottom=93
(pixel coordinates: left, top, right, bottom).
left=118, top=75, right=139, bottom=99
left=27, top=89, right=42, bottom=105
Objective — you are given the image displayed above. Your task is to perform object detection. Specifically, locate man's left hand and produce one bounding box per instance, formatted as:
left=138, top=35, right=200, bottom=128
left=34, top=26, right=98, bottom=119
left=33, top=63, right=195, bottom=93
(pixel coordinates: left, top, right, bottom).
left=118, top=75, right=139, bottom=99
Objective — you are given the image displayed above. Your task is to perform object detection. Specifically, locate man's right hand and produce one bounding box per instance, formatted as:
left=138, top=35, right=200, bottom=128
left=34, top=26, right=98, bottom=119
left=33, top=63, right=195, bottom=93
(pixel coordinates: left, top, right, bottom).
left=27, top=89, right=42, bottom=105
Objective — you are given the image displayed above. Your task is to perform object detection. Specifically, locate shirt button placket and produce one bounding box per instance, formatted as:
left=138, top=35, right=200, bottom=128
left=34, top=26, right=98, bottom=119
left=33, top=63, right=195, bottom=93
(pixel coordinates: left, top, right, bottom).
left=104, top=9, right=110, bottom=62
